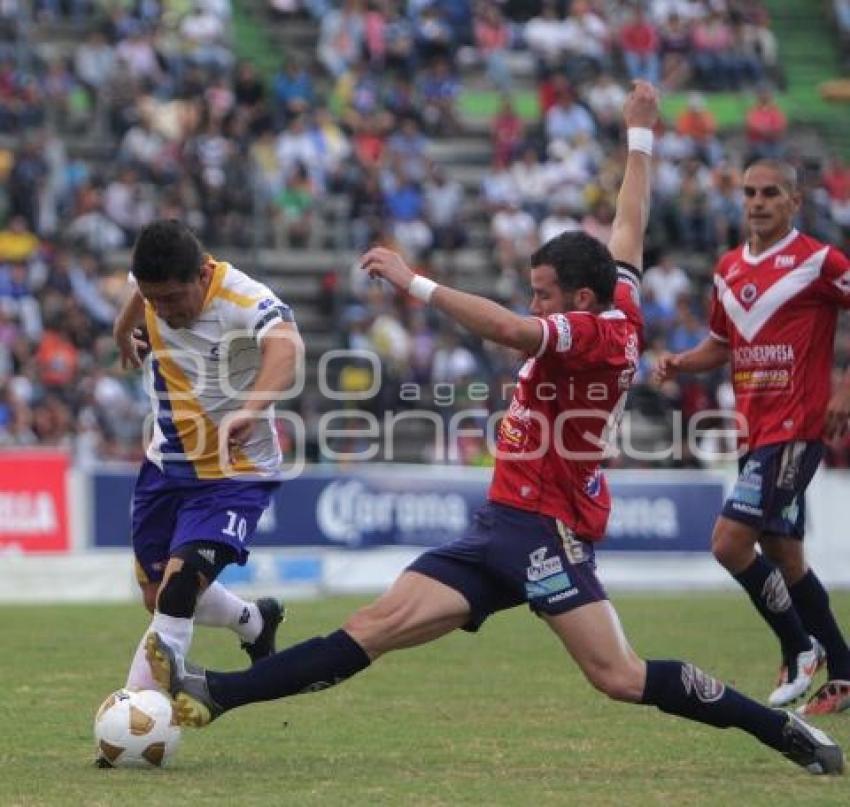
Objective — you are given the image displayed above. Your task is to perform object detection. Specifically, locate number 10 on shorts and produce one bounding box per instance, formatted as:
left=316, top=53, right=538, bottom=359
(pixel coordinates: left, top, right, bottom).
left=223, top=510, right=248, bottom=542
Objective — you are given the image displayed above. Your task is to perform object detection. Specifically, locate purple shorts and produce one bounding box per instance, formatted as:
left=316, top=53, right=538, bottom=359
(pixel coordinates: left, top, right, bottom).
left=131, top=460, right=279, bottom=584
left=722, top=440, right=824, bottom=538
left=409, top=501, right=607, bottom=632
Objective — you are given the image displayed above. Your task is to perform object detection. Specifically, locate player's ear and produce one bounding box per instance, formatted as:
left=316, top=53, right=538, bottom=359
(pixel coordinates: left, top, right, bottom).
left=572, top=287, right=596, bottom=311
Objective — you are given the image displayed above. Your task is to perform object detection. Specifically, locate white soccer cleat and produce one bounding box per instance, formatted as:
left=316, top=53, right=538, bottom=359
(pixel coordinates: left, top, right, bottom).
left=769, top=638, right=824, bottom=707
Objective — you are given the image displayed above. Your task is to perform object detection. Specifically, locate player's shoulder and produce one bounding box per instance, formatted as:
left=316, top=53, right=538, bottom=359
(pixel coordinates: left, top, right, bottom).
left=714, top=245, right=745, bottom=278
left=215, top=263, right=279, bottom=309
left=780, top=232, right=850, bottom=281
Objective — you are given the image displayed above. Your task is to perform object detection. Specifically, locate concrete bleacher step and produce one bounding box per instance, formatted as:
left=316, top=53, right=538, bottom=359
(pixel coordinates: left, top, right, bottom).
left=427, top=138, right=493, bottom=166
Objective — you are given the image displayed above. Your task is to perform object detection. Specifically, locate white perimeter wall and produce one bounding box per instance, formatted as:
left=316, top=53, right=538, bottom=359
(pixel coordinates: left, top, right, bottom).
left=1, top=468, right=850, bottom=603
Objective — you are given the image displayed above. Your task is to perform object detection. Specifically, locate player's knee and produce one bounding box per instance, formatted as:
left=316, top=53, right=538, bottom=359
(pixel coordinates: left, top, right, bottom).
left=157, top=563, right=202, bottom=618
left=711, top=530, right=744, bottom=571
left=777, top=556, right=807, bottom=586
left=140, top=583, right=157, bottom=614
left=583, top=657, right=645, bottom=703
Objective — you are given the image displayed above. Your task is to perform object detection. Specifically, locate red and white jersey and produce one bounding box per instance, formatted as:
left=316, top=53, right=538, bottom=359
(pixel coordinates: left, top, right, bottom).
left=709, top=229, right=850, bottom=449
left=488, top=264, right=643, bottom=540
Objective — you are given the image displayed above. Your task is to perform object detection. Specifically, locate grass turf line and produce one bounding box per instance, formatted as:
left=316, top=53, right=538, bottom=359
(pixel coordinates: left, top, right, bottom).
left=1, top=593, right=848, bottom=806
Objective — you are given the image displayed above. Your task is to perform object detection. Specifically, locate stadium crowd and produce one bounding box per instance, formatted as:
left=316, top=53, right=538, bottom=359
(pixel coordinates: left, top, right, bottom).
left=0, top=0, right=849, bottom=468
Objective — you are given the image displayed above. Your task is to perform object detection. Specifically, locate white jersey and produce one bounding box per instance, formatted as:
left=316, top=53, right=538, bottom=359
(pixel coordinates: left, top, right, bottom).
left=141, top=259, right=295, bottom=479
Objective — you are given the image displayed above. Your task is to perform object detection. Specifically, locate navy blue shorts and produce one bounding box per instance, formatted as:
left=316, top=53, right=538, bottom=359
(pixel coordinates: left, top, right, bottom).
left=409, top=502, right=607, bottom=632
left=131, top=460, right=279, bottom=584
left=721, top=440, right=824, bottom=539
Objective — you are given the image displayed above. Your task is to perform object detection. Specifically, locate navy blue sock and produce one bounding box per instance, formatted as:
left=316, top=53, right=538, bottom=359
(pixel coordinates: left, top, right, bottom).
left=642, top=660, right=787, bottom=751
left=207, top=629, right=371, bottom=711
left=733, top=556, right=810, bottom=659
left=789, top=570, right=850, bottom=680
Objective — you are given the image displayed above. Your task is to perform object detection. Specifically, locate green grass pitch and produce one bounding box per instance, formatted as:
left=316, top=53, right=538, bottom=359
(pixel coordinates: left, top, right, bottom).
left=2, top=593, right=849, bottom=806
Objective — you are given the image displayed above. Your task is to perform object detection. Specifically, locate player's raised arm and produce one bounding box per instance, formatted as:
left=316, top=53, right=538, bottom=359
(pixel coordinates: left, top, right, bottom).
left=607, top=80, right=659, bottom=273
left=360, top=248, right=544, bottom=355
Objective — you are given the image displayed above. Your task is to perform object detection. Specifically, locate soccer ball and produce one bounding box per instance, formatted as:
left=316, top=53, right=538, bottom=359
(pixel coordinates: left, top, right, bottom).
left=94, top=689, right=181, bottom=768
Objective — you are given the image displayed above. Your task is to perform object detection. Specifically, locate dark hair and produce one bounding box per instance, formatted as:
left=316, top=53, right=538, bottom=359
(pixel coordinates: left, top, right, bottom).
left=744, top=159, right=798, bottom=193
left=531, top=231, right=616, bottom=305
left=131, top=220, right=203, bottom=283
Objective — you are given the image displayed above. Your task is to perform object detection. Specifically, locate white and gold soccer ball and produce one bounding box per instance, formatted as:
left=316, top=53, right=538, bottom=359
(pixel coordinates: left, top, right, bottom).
left=94, top=689, right=181, bottom=768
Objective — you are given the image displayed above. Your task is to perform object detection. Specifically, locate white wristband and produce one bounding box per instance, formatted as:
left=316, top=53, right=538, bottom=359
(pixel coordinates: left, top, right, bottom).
left=627, top=127, right=654, bottom=156
left=408, top=275, right=438, bottom=303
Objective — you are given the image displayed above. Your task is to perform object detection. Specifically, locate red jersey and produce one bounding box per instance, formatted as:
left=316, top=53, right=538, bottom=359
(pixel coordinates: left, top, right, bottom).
left=488, top=264, right=643, bottom=540
left=709, top=229, right=850, bottom=449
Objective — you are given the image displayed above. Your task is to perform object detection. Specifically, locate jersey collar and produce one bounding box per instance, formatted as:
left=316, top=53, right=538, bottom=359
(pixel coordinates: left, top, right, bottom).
left=742, top=228, right=799, bottom=265
left=201, top=257, right=227, bottom=311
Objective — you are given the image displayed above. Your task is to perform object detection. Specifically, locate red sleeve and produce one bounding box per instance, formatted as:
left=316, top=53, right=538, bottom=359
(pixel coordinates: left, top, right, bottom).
left=534, top=312, right=600, bottom=365
left=816, top=246, right=850, bottom=309
left=709, top=282, right=730, bottom=342
left=614, top=262, right=643, bottom=335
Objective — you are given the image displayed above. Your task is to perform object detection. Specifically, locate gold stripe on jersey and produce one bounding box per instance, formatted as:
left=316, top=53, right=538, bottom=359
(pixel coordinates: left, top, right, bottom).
left=146, top=309, right=257, bottom=478
left=201, top=258, right=226, bottom=308
left=215, top=286, right=262, bottom=309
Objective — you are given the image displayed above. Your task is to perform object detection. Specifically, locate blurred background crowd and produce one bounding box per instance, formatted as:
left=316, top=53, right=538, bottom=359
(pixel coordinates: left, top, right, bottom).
left=0, top=0, right=849, bottom=468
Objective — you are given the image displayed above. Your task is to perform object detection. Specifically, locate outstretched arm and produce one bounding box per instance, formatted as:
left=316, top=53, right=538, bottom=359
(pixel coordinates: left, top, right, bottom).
left=360, top=248, right=544, bottom=355
left=607, top=80, right=660, bottom=273
left=655, top=336, right=730, bottom=382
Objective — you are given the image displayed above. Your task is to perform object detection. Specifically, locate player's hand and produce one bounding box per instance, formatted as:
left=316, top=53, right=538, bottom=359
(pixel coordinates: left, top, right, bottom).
left=115, top=326, right=149, bottom=370
left=221, top=409, right=257, bottom=462
left=825, top=384, right=850, bottom=439
left=360, top=247, right=415, bottom=293
left=623, top=80, right=660, bottom=130
left=653, top=351, right=681, bottom=384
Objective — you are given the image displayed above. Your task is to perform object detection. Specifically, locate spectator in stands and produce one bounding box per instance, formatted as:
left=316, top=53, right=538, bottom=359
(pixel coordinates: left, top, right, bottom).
left=491, top=95, right=525, bottom=167
left=511, top=145, right=549, bottom=222
left=424, top=164, right=466, bottom=254
left=490, top=197, right=537, bottom=279
left=538, top=198, right=580, bottom=245
left=377, top=2, right=417, bottom=75
left=524, top=1, right=567, bottom=76
left=417, top=57, right=462, bottom=135
left=643, top=253, right=691, bottom=315
left=272, top=161, right=318, bottom=248
left=561, top=0, right=610, bottom=82
left=583, top=73, right=627, bottom=144
left=707, top=162, right=744, bottom=250
left=619, top=6, right=661, bottom=87
left=180, top=3, right=233, bottom=74
left=545, top=82, right=596, bottom=144
left=413, top=2, right=455, bottom=65
left=318, top=0, right=366, bottom=78
left=0, top=215, right=39, bottom=262
left=658, top=12, right=692, bottom=90
left=675, top=92, right=722, bottom=165
left=66, top=186, right=125, bottom=253
left=384, top=165, right=433, bottom=260
left=385, top=116, right=430, bottom=183
left=822, top=153, right=850, bottom=229
left=667, top=296, right=708, bottom=354
left=675, top=158, right=712, bottom=250
left=473, top=1, right=512, bottom=91
left=272, top=57, right=315, bottom=128
left=744, top=86, right=787, bottom=161
left=690, top=10, right=734, bottom=90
